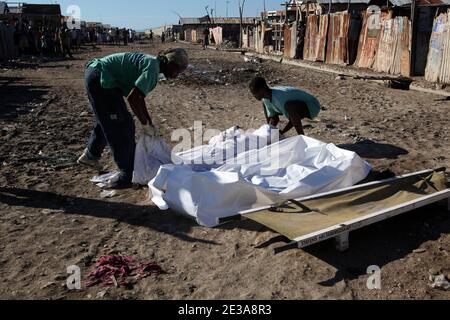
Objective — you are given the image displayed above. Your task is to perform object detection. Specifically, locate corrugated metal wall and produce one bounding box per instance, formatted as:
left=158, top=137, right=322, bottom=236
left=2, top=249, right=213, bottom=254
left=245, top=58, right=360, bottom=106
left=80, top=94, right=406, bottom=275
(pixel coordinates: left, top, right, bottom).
left=304, top=14, right=319, bottom=61
left=210, top=26, right=223, bottom=45
left=254, top=23, right=265, bottom=53
left=373, top=15, right=411, bottom=76
left=425, top=10, right=450, bottom=84
left=317, top=14, right=329, bottom=62
left=354, top=11, right=390, bottom=69
left=326, top=12, right=349, bottom=64
left=283, top=22, right=297, bottom=58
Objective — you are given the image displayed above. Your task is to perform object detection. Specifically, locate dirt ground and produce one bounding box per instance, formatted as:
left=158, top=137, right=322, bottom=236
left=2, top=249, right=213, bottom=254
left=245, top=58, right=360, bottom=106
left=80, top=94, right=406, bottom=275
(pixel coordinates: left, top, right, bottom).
left=0, top=41, right=449, bottom=300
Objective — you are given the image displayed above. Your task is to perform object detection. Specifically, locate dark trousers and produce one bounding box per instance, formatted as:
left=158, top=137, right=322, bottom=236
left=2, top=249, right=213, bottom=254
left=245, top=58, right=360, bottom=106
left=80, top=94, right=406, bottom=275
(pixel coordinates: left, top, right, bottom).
left=62, top=44, right=72, bottom=58
left=84, top=67, right=135, bottom=179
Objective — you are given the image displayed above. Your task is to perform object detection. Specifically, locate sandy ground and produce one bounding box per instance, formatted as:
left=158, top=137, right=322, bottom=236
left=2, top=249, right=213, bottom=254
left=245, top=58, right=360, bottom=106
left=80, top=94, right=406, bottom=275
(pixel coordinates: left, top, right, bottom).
left=0, top=41, right=449, bottom=300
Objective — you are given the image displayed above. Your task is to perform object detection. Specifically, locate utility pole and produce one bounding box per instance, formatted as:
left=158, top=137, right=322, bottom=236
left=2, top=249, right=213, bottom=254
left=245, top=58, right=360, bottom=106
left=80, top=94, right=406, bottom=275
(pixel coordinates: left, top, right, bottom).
left=226, top=0, right=230, bottom=18
left=239, top=0, right=246, bottom=48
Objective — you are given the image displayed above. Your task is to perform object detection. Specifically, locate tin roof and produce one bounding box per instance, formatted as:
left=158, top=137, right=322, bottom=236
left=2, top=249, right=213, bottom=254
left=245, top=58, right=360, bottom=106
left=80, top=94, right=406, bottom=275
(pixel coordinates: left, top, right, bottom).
left=312, top=0, right=450, bottom=4
left=314, top=0, right=370, bottom=3
left=22, top=4, right=61, bottom=15
left=180, top=16, right=257, bottom=25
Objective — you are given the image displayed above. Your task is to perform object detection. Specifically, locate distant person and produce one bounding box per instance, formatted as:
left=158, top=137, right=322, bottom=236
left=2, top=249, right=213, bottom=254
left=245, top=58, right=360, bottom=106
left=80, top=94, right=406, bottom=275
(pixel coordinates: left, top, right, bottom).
left=27, top=25, right=37, bottom=54
left=115, top=28, right=120, bottom=45
left=249, top=77, right=321, bottom=136
left=78, top=49, right=189, bottom=189
left=295, top=21, right=306, bottom=60
left=149, top=30, right=153, bottom=43
left=70, top=27, right=78, bottom=52
left=202, top=27, right=209, bottom=50
left=129, top=29, right=133, bottom=43
left=61, top=28, right=72, bottom=58
left=18, top=23, right=29, bottom=55
left=122, top=28, right=128, bottom=46
left=89, top=28, right=96, bottom=48
left=161, top=32, right=165, bottom=43
left=54, top=29, right=62, bottom=55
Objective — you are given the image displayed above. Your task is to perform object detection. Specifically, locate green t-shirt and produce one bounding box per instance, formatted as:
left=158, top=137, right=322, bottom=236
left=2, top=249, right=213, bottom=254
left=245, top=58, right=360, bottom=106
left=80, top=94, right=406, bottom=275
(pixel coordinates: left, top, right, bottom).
left=87, top=52, right=160, bottom=97
left=263, top=86, right=321, bottom=120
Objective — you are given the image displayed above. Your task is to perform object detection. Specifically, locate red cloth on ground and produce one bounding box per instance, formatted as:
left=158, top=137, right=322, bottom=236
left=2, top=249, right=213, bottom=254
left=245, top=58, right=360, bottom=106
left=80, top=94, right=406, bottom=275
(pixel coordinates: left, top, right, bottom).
left=86, top=255, right=163, bottom=287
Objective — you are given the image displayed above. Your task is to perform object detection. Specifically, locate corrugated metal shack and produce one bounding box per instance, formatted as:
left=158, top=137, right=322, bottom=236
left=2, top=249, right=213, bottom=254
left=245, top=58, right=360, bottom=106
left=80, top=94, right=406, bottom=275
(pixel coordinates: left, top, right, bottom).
left=255, top=1, right=320, bottom=57
left=277, top=0, right=450, bottom=80
left=180, top=16, right=257, bottom=47
left=2, top=3, right=62, bottom=28
left=0, top=2, right=62, bottom=61
left=354, top=7, right=389, bottom=69
left=425, top=7, right=450, bottom=83
left=303, top=1, right=368, bottom=65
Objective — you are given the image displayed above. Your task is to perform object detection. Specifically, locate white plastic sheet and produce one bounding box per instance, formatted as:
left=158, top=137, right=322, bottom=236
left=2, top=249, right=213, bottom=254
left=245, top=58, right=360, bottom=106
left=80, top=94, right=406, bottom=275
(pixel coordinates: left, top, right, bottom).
left=132, top=135, right=173, bottom=186
left=91, top=172, right=122, bottom=189
left=148, top=126, right=372, bottom=227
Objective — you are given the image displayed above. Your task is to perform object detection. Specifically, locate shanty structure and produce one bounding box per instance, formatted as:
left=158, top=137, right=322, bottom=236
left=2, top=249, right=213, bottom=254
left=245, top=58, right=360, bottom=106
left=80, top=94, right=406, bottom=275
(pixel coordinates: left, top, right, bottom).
left=424, top=7, right=450, bottom=83
left=0, top=3, right=62, bottom=27
left=148, top=24, right=181, bottom=37
left=0, top=2, right=62, bottom=61
left=179, top=16, right=258, bottom=47
left=254, top=1, right=320, bottom=57
left=254, top=0, right=450, bottom=82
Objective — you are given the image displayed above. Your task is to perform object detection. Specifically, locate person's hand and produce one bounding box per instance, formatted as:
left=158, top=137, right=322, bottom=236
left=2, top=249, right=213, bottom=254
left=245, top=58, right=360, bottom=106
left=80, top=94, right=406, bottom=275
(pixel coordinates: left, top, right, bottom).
left=269, top=124, right=278, bottom=130
left=143, top=124, right=159, bottom=138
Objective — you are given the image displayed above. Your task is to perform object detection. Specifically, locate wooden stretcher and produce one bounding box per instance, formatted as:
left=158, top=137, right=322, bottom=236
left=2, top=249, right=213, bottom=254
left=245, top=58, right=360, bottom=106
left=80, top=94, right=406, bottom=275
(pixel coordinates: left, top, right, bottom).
left=219, top=168, right=450, bottom=253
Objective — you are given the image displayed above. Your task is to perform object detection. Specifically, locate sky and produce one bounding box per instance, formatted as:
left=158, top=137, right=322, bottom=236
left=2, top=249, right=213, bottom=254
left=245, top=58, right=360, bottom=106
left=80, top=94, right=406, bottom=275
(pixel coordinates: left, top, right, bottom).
left=8, top=0, right=285, bottom=30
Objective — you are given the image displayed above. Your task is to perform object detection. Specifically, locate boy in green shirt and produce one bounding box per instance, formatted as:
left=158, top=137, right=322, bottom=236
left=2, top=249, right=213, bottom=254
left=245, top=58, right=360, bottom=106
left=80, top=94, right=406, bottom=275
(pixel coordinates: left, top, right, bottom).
left=249, top=76, right=321, bottom=136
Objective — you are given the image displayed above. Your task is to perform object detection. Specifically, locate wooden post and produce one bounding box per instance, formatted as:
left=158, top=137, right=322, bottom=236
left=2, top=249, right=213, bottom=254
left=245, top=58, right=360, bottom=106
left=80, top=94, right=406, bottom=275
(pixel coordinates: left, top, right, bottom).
left=335, top=232, right=350, bottom=252
left=239, top=0, right=246, bottom=48
left=410, top=0, right=418, bottom=77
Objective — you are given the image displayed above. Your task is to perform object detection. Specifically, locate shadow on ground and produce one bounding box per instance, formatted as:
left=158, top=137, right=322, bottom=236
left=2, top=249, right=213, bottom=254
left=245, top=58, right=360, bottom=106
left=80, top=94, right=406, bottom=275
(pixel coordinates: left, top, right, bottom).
left=239, top=203, right=449, bottom=286
left=339, top=140, right=409, bottom=159
left=0, top=187, right=218, bottom=245
left=0, top=76, right=50, bottom=120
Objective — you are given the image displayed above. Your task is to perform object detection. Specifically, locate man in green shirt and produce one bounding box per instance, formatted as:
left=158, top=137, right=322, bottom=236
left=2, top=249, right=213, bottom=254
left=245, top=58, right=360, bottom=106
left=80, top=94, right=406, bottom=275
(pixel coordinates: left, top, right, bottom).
left=78, top=48, right=189, bottom=189
left=249, top=76, right=321, bottom=136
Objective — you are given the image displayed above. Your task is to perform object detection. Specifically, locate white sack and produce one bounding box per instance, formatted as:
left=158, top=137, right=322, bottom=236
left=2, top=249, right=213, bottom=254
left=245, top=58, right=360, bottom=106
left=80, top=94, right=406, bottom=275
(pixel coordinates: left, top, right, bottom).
left=132, top=135, right=173, bottom=186
left=149, top=126, right=372, bottom=227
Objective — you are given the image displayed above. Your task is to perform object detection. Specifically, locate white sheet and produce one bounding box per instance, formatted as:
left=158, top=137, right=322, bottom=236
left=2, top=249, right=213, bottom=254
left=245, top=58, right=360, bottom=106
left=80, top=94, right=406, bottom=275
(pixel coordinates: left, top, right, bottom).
left=148, top=126, right=372, bottom=227
left=132, top=135, right=173, bottom=186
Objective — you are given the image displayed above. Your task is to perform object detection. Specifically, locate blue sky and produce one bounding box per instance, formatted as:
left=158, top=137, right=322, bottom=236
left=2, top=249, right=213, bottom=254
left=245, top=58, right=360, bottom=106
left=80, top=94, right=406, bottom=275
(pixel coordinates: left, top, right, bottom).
left=10, top=0, right=284, bottom=30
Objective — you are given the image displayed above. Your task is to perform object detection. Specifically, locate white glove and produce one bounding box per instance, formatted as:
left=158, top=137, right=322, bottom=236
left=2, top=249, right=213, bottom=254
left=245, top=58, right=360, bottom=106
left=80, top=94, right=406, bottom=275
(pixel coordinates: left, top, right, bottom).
left=143, top=124, right=159, bottom=138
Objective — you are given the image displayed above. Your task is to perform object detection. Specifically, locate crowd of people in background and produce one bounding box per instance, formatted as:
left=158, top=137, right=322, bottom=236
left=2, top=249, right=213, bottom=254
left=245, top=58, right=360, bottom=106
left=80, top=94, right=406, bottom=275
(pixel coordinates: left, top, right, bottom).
left=0, top=18, right=136, bottom=62
left=147, top=28, right=178, bottom=44
left=93, top=27, right=136, bottom=46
